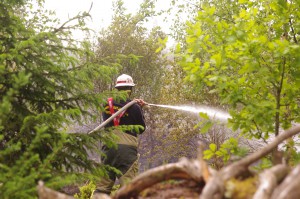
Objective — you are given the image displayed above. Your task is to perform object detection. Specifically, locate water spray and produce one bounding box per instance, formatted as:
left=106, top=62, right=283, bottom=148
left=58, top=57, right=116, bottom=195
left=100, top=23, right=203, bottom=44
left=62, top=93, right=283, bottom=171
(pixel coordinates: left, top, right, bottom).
left=146, top=103, right=231, bottom=121
left=88, top=101, right=231, bottom=134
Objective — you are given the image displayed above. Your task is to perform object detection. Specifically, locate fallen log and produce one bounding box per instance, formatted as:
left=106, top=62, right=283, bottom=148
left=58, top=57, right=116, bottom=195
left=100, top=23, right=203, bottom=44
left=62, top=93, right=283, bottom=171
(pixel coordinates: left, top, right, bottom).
left=113, top=157, right=206, bottom=199
left=253, top=164, right=290, bottom=199
left=271, top=164, right=300, bottom=199
left=38, top=181, right=74, bottom=199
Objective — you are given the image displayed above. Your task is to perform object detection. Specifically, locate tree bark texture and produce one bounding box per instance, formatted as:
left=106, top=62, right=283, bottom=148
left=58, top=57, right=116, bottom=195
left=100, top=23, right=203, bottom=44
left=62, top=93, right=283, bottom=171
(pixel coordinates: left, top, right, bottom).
left=271, top=164, right=300, bottom=199
left=253, top=164, right=289, bottom=199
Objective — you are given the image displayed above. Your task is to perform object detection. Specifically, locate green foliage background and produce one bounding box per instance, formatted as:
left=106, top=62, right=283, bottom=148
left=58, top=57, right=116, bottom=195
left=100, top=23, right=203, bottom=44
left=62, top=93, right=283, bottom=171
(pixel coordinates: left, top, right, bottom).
left=178, top=0, right=300, bottom=166
left=2, top=0, right=300, bottom=198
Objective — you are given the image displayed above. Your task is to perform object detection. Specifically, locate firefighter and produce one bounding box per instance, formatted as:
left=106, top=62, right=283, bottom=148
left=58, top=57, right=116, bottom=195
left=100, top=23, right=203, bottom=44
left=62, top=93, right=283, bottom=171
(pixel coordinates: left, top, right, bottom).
left=93, top=74, right=146, bottom=196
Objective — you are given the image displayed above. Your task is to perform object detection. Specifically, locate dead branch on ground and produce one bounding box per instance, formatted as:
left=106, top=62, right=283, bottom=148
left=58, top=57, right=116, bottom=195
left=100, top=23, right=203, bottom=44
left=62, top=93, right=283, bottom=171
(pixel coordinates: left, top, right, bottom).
left=113, top=156, right=210, bottom=199
left=38, top=181, right=74, bottom=199
left=253, top=164, right=289, bottom=199
left=270, top=164, right=300, bottom=199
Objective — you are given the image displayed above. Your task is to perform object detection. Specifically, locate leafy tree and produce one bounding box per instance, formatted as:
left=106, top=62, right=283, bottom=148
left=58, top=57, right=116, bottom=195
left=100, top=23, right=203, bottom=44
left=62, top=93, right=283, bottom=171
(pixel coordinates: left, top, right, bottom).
left=0, top=0, right=117, bottom=197
left=94, top=0, right=166, bottom=103
left=179, top=0, right=300, bottom=163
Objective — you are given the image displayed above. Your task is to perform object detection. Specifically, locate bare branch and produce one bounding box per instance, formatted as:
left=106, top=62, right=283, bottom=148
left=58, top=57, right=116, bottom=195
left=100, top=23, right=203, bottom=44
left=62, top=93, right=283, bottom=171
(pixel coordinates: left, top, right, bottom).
left=52, top=13, right=90, bottom=34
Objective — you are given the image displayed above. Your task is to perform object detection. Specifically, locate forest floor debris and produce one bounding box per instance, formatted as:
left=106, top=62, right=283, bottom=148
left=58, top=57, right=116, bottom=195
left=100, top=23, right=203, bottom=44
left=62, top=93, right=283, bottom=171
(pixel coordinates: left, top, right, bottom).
left=38, top=125, right=300, bottom=199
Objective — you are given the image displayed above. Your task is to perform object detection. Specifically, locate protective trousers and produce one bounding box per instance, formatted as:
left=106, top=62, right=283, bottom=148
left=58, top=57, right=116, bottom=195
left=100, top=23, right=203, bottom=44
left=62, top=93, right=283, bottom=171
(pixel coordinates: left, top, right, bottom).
left=95, top=130, right=139, bottom=194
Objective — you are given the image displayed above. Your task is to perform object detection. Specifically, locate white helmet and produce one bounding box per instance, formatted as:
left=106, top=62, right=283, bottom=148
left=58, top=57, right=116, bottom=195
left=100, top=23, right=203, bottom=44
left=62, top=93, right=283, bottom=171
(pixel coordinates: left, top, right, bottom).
left=115, top=74, right=135, bottom=88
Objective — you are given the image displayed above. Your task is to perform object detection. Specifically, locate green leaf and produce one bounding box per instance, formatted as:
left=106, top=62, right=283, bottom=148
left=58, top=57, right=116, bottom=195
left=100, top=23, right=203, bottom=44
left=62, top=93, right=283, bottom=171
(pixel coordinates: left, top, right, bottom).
left=203, top=150, right=215, bottom=160
left=209, top=143, right=217, bottom=152
left=199, top=112, right=209, bottom=120
left=200, top=121, right=213, bottom=133
left=210, top=53, right=222, bottom=67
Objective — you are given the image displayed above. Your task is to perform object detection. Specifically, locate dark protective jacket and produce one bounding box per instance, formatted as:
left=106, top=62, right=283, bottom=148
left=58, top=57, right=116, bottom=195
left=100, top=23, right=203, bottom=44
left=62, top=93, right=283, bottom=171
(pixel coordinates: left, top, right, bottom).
left=102, top=99, right=146, bottom=136
left=100, top=98, right=146, bottom=183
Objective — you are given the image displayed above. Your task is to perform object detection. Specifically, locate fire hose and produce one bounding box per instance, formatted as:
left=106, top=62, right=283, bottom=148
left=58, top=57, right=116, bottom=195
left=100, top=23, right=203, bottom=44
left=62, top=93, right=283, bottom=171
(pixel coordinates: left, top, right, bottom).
left=87, top=101, right=231, bottom=134
left=88, top=100, right=138, bottom=134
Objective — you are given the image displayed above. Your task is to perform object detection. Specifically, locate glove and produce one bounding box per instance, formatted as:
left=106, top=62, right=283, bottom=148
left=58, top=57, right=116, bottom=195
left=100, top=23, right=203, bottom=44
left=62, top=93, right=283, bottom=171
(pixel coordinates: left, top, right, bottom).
left=134, top=99, right=146, bottom=107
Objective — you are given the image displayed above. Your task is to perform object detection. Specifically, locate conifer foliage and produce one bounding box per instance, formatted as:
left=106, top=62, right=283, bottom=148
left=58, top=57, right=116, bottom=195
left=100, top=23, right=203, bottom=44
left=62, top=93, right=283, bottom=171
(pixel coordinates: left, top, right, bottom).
left=0, top=0, right=113, bottom=198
